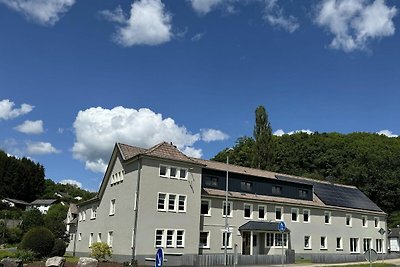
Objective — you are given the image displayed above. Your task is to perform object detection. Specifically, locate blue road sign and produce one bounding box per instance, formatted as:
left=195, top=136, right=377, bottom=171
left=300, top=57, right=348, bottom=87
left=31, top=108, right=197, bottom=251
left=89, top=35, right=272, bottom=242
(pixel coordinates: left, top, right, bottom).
left=155, top=248, right=164, bottom=267
left=278, top=221, right=286, bottom=233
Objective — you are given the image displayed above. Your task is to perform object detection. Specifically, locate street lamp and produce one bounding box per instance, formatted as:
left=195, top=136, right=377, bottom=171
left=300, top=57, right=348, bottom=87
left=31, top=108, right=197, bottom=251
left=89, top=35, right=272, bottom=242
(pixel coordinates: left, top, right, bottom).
left=224, top=148, right=233, bottom=265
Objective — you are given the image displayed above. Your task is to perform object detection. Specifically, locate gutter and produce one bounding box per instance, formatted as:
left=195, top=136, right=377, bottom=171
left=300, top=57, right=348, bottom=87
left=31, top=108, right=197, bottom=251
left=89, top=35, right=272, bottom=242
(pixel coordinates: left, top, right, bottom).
left=132, top=158, right=142, bottom=263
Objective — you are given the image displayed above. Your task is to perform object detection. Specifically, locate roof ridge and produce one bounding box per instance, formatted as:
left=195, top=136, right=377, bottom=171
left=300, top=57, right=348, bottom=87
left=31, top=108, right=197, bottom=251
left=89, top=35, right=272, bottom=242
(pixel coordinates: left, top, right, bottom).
left=143, top=141, right=169, bottom=154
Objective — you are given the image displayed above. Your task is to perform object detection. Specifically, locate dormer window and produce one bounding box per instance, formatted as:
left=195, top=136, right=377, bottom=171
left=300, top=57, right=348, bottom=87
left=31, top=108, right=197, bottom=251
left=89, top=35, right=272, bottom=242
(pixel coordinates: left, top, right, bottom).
left=241, top=181, right=252, bottom=192
left=272, top=185, right=282, bottom=195
left=299, top=189, right=308, bottom=199
left=205, top=176, right=219, bottom=187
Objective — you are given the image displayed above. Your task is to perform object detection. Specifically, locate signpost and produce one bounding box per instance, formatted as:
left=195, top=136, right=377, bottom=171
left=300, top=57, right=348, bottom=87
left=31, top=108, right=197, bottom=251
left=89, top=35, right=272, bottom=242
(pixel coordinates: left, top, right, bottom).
left=155, top=248, right=164, bottom=267
left=278, top=221, right=286, bottom=267
left=378, top=228, right=386, bottom=263
left=364, top=248, right=378, bottom=267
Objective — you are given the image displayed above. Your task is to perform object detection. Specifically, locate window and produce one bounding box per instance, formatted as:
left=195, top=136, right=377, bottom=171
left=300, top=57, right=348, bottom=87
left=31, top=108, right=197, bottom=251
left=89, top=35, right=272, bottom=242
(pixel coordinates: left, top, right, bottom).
left=374, top=217, right=379, bottom=228
left=275, top=206, right=283, bottom=221
left=170, top=167, right=177, bottom=178
left=157, top=193, right=166, bottom=211
left=291, top=208, right=299, bottom=222
left=110, top=170, right=125, bottom=185
left=324, top=211, right=331, bottom=224
left=201, top=200, right=211, bottom=216
left=266, top=233, right=274, bottom=247
left=176, top=230, right=184, bottom=247
left=222, top=232, right=232, bottom=248
left=78, top=212, right=82, bottom=222
left=299, top=189, right=308, bottom=199
left=272, top=186, right=282, bottom=195
left=82, top=210, right=86, bottom=221
left=109, top=199, right=116, bottom=215
left=223, top=201, right=233, bottom=217
left=274, top=233, right=288, bottom=247
left=346, top=214, right=352, bottom=226
left=89, top=233, right=93, bottom=247
left=97, top=233, right=102, bottom=243
left=375, top=239, right=382, bottom=253
left=362, top=216, right=368, bottom=227
left=78, top=233, right=82, bottom=241
left=91, top=206, right=97, bottom=219
left=166, top=230, right=174, bottom=248
left=199, top=232, right=210, bottom=248
left=350, top=238, right=359, bottom=253
left=241, top=181, right=252, bottom=192
left=320, top=236, right=327, bottom=250
left=178, top=195, right=186, bottom=212
left=304, top=236, right=311, bottom=249
left=258, top=205, right=266, bottom=220
left=159, top=165, right=168, bottom=177
left=205, top=176, right=218, bottom=187
left=303, top=209, right=310, bottom=223
left=107, top=231, right=113, bottom=247
left=244, top=203, right=253, bottom=219
left=336, top=237, right=343, bottom=250
left=168, top=194, right=177, bottom=212
left=155, top=229, right=164, bottom=247
left=179, top=169, right=187, bottom=179
left=363, top=238, right=371, bottom=252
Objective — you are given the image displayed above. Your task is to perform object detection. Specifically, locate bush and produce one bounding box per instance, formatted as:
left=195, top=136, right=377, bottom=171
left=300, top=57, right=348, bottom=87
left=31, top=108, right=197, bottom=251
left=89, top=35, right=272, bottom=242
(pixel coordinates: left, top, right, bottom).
left=7, top=227, right=23, bottom=244
left=14, top=250, right=37, bottom=262
left=90, top=242, right=112, bottom=261
left=0, top=250, right=16, bottom=260
left=49, top=238, right=67, bottom=257
left=19, top=226, right=55, bottom=258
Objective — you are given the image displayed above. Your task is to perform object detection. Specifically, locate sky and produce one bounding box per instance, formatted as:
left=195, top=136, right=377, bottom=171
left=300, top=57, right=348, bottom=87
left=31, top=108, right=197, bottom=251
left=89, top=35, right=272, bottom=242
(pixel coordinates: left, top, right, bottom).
left=1, top=0, right=399, bottom=192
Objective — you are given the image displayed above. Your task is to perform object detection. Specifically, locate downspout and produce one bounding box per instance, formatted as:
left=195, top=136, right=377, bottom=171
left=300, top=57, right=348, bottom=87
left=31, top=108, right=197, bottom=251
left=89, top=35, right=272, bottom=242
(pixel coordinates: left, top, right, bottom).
left=132, top=158, right=142, bottom=263
left=73, top=212, right=79, bottom=257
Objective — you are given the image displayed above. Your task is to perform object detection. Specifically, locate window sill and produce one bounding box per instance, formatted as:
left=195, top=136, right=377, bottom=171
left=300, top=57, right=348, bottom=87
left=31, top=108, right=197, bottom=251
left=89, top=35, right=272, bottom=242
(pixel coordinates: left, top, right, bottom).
left=320, top=248, right=328, bottom=250
left=90, top=218, right=96, bottom=220
left=201, top=214, right=211, bottom=217
left=199, top=246, right=210, bottom=249
left=109, top=214, right=115, bottom=216
left=336, top=248, right=343, bottom=251
left=304, top=248, right=312, bottom=250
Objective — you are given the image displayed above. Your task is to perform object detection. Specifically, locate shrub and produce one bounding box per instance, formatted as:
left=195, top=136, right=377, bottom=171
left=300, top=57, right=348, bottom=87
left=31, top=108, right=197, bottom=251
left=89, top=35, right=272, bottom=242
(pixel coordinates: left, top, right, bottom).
left=7, top=227, right=23, bottom=244
left=0, top=250, right=16, bottom=260
left=19, top=226, right=55, bottom=258
left=14, top=250, right=37, bottom=262
left=49, top=238, right=67, bottom=257
left=90, top=242, right=112, bottom=261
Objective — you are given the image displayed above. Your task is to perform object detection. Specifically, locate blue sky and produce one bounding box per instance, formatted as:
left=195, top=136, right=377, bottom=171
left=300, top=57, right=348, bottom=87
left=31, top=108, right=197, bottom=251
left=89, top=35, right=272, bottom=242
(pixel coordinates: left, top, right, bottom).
left=1, top=0, right=399, bottom=191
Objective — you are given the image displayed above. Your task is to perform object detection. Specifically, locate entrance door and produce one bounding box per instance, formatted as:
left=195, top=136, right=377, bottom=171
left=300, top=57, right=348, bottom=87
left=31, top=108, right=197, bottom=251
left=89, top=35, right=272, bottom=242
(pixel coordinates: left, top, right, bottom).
left=242, top=232, right=251, bottom=255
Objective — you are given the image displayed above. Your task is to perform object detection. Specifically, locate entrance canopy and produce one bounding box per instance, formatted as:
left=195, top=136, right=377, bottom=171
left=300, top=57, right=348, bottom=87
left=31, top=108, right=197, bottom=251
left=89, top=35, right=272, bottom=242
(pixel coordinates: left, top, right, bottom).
left=239, top=221, right=290, bottom=233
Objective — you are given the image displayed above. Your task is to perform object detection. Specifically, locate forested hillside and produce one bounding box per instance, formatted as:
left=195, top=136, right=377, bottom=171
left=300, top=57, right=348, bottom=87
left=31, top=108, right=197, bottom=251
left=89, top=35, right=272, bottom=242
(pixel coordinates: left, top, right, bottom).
left=213, top=106, right=400, bottom=227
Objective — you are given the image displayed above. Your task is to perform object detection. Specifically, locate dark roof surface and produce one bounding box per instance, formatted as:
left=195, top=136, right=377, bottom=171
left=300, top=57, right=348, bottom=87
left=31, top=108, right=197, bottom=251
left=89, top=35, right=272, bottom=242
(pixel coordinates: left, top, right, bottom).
left=30, top=199, right=57, bottom=205
left=3, top=198, right=29, bottom=205
left=389, top=228, right=400, bottom=238
left=239, top=221, right=290, bottom=233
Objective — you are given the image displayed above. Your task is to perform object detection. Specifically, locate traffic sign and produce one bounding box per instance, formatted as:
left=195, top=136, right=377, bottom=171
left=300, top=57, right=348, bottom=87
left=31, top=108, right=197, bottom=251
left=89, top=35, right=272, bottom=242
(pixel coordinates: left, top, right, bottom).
left=364, top=248, right=378, bottom=263
left=378, top=228, right=386, bottom=235
left=278, top=221, right=286, bottom=233
left=155, top=248, right=164, bottom=267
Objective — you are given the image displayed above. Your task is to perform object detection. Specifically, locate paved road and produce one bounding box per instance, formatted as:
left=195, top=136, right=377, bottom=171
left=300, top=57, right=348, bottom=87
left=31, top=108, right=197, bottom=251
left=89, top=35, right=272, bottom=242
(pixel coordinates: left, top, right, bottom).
left=269, top=257, right=400, bottom=267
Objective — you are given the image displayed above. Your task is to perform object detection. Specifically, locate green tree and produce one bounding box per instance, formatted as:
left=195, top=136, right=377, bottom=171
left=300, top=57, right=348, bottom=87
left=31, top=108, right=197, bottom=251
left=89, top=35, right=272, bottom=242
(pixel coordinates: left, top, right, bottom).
left=44, top=204, right=68, bottom=239
left=19, top=226, right=55, bottom=258
left=252, top=105, right=273, bottom=170
left=20, top=209, right=44, bottom=233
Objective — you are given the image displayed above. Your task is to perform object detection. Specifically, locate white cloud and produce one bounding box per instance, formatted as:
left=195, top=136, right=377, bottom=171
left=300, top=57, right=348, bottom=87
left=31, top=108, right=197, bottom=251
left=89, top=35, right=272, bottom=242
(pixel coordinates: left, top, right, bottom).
left=263, top=0, right=299, bottom=33
left=26, top=141, right=61, bottom=155
left=191, top=32, right=205, bottom=42
left=101, top=0, right=173, bottom=46
left=0, top=0, right=75, bottom=26
left=190, top=0, right=225, bottom=15
left=60, top=179, right=82, bottom=188
left=73, top=106, right=224, bottom=172
left=0, top=99, right=34, bottom=120
left=201, top=129, right=229, bottom=142
left=377, top=129, right=398, bottom=138
left=315, top=0, right=397, bottom=52
left=273, top=129, right=314, bottom=136
left=14, top=120, right=44, bottom=134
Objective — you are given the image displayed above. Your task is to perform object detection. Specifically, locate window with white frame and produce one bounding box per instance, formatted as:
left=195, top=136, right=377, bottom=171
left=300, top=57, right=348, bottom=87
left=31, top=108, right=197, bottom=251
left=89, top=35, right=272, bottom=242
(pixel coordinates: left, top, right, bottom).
left=336, top=237, right=343, bottom=250
left=91, top=206, right=97, bottom=219
left=168, top=194, right=177, bottom=212
left=199, top=232, right=210, bottom=248
left=166, top=230, right=175, bottom=248
left=291, top=208, right=299, bottom=222
left=97, top=233, right=102, bottom=242
left=222, top=232, right=232, bottom=248
left=157, top=193, right=166, bottom=211
left=363, top=238, right=371, bottom=251
left=275, top=206, right=283, bottom=221
left=362, top=216, right=367, bottom=227
left=82, top=210, right=86, bottom=221
left=324, top=211, right=331, bottom=224
left=222, top=201, right=233, bottom=217
left=350, top=238, right=359, bottom=253
left=155, top=229, right=164, bottom=247
left=107, top=231, right=113, bottom=247
left=266, top=233, right=274, bottom=247
left=109, top=199, right=116, bottom=215
left=178, top=195, right=186, bottom=212
left=258, top=205, right=266, bottom=220
left=176, top=230, right=184, bottom=247
left=274, top=233, right=288, bottom=247
left=155, top=229, right=185, bottom=248
left=304, top=236, right=311, bottom=249
left=201, top=200, right=211, bottom=216
left=110, top=170, right=125, bottom=185
left=346, top=214, right=352, bottom=226
left=303, top=209, right=310, bottom=223
left=375, top=239, right=383, bottom=253
left=320, top=236, right=327, bottom=249
left=159, top=165, right=188, bottom=180
left=89, top=233, right=93, bottom=247
left=157, top=193, right=186, bottom=213
left=78, top=233, right=82, bottom=241
left=244, top=203, right=253, bottom=219
left=374, top=217, right=379, bottom=228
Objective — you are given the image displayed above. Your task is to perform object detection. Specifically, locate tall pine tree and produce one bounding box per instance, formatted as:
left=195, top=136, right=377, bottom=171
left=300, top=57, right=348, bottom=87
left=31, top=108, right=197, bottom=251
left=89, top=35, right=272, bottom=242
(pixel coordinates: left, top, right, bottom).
left=252, top=105, right=273, bottom=170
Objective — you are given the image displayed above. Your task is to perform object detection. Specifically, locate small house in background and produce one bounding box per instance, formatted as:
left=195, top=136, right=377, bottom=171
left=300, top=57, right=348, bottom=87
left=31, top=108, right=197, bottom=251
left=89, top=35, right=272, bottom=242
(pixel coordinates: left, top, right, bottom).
left=1, top=198, right=29, bottom=209
left=28, top=199, right=57, bottom=214
left=389, top=227, right=400, bottom=253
